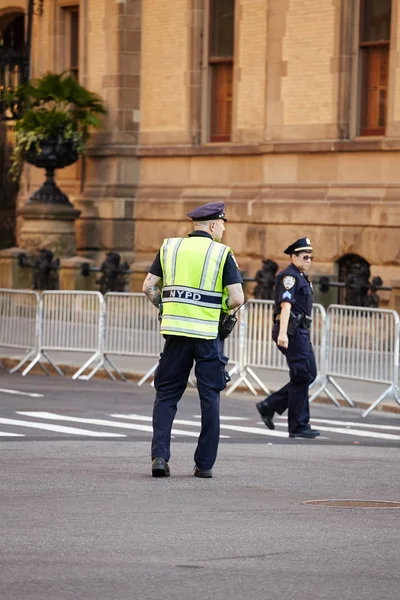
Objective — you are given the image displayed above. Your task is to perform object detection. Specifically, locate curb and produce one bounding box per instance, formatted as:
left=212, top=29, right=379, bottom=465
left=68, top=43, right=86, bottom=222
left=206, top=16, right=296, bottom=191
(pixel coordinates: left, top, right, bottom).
left=1, top=357, right=400, bottom=416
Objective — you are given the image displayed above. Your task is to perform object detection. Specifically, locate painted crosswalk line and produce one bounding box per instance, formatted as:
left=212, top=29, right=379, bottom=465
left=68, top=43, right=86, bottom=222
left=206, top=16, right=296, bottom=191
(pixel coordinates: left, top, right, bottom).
left=0, top=417, right=126, bottom=437
left=307, top=418, right=400, bottom=432
left=0, top=411, right=396, bottom=442
left=0, top=388, right=44, bottom=398
left=16, top=412, right=229, bottom=439
left=272, top=420, right=400, bottom=440
left=193, top=415, right=250, bottom=421
left=109, top=413, right=289, bottom=438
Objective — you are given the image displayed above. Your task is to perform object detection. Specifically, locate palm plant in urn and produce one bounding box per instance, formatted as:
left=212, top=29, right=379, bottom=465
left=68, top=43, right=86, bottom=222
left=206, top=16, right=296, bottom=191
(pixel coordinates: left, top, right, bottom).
left=9, top=71, right=106, bottom=206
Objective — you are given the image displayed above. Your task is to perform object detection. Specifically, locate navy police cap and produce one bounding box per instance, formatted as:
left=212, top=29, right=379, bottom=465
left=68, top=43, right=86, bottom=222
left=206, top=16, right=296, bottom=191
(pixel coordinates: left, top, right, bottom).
left=187, top=201, right=227, bottom=222
left=284, top=237, right=313, bottom=255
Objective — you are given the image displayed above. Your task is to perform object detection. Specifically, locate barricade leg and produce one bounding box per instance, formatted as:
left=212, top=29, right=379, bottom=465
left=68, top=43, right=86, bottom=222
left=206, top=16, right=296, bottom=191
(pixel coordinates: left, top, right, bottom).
left=72, top=352, right=103, bottom=380
left=308, top=375, right=342, bottom=407
left=137, top=363, right=158, bottom=386
left=362, top=384, right=399, bottom=418
left=228, top=362, right=239, bottom=378
left=8, top=350, right=38, bottom=374
left=42, top=351, right=64, bottom=376
left=21, top=352, right=44, bottom=376
left=80, top=357, right=117, bottom=382
left=327, top=376, right=356, bottom=408
left=226, top=367, right=270, bottom=396
left=103, top=355, right=127, bottom=382
left=38, top=361, right=51, bottom=376
left=73, top=353, right=122, bottom=382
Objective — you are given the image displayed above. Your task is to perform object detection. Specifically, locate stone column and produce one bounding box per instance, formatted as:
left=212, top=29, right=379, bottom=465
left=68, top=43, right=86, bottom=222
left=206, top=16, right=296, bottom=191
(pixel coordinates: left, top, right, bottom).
left=0, top=247, right=32, bottom=289
left=18, top=202, right=81, bottom=258
left=75, top=0, right=142, bottom=265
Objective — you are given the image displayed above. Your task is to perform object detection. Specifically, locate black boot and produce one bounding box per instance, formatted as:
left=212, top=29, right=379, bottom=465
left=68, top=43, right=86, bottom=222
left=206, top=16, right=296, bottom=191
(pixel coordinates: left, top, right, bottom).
left=256, top=399, right=275, bottom=430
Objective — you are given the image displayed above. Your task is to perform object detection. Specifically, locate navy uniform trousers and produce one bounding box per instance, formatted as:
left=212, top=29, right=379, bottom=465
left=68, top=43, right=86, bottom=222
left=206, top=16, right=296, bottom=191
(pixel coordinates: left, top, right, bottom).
left=152, top=335, right=229, bottom=470
left=267, top=323, right=317, bottom=433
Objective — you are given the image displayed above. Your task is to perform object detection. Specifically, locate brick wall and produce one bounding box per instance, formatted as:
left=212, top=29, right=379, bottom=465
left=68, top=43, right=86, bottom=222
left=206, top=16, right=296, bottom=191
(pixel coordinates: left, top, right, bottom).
left=140, top=0, right=191, bottom=144
left=233, top=0, right=268, bottom=142
left=281, top=0, right=336, bottom=137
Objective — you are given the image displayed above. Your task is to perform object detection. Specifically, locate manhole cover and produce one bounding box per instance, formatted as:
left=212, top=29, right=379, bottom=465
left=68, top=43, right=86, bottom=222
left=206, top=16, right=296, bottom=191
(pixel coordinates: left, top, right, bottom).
left=304, top=499, right=400, bottom=508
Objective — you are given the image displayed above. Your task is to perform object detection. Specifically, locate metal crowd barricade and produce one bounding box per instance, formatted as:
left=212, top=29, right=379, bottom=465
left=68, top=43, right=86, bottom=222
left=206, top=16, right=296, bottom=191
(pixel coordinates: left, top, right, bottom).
left=226, top=300, right=327, bottom=397
left=226, top=302, right=271, bottom=395
left=103, top=292, right=164, bottom=385
left=22, top=291, right=105, bottom=379
left=0, top=289, right=41, bottom=374
left=318, top=305, right=400, bottom=417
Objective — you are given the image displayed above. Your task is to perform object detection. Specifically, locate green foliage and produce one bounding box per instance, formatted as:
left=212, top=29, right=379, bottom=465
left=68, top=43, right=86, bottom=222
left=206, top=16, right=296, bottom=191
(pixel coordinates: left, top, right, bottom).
left=9, top=71, right=107, bottom=178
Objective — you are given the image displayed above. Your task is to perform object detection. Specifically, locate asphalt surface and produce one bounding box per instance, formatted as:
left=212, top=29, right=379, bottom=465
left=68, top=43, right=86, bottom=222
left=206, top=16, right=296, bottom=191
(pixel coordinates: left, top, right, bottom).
left=1, top=371, right=400, bottom=600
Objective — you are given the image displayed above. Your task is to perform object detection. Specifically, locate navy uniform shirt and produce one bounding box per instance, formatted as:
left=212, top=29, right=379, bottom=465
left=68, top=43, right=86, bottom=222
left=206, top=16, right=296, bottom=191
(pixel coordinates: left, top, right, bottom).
left=274, top=263, right=313, bottom=317
left=149, top=230, right=243, bottom=287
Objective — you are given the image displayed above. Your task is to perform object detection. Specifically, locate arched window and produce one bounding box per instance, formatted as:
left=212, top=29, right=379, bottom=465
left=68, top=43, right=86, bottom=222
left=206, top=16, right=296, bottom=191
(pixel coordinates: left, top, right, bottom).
left=337, top=253, right=371, bottom=306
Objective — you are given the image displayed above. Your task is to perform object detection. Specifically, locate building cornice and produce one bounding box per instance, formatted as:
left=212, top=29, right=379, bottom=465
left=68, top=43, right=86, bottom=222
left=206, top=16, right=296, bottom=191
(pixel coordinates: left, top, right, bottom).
left=136, top=138, right=400, bottom=157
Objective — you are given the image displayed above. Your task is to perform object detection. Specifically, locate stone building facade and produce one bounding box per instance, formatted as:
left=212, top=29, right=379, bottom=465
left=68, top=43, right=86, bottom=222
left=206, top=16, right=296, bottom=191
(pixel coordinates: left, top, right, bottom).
left=1, top=0, right=400, bottom=305
left=1, top=0, right=141, bottom=263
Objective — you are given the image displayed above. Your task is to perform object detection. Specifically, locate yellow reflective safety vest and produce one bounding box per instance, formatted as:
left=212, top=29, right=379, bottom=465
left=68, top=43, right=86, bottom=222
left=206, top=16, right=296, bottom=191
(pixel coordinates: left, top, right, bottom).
left=160, top=236, right=231, bottom=339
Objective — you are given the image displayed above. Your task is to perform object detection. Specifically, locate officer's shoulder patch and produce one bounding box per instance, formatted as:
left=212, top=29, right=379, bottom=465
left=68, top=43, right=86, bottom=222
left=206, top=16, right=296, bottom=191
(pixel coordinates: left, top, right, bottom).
left=230, top=251, right=239, bottom=269
left=283, top=275, right=296, bottom=290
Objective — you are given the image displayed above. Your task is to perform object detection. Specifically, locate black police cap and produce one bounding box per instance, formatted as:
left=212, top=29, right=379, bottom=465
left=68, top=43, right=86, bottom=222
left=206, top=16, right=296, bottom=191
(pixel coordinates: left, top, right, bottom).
left=284, top=237, right=313, bottom=255
left=187, top=202, right=227, bottom=222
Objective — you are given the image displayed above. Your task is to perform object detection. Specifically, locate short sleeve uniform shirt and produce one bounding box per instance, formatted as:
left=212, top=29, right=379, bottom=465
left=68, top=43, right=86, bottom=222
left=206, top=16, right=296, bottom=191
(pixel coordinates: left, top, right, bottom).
left=274, top=263, right=313, bottom=317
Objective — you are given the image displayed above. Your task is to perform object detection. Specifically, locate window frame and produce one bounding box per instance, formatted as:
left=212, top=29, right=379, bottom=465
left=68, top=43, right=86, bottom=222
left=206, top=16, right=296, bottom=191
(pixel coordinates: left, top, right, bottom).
left=206, top=0, right=235, bottom=144
left=60, top=3, right=80, bottom=81
left=358, top=0, right=392, bottom=136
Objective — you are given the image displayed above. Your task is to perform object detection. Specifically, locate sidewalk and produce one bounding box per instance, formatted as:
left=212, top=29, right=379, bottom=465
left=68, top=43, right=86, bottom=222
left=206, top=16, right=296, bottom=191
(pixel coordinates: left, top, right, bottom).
left=1, top=347, right=400, bottom=416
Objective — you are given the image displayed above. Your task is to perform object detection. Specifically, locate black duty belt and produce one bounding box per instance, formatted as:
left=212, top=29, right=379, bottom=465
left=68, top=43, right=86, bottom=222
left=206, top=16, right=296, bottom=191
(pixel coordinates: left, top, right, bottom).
left=275, top=312, right=312, bottom=330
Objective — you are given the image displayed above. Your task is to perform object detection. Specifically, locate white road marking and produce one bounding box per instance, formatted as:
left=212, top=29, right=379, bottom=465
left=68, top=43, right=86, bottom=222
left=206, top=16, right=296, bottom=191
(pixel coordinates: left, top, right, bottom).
left=273, top=421, right=400, bottom=440
left=193, top=415, right=250, bottom=421
left=0, top=388, right=43, bottom=398
left=16, top=412, right=227, bottom=438
left=309, top=418, right=400, bottom=432
left=110, top=413, right=288, bottom=438
left=0, top=432, right=25, bottom=437
left=276, top=415, right=400, bottom=432
left=0, top=418, right=125, bottom=437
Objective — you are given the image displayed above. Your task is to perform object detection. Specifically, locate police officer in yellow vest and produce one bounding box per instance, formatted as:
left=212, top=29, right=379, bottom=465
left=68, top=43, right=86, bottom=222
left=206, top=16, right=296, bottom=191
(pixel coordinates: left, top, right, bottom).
left=142, top=202, right=244, bottom=478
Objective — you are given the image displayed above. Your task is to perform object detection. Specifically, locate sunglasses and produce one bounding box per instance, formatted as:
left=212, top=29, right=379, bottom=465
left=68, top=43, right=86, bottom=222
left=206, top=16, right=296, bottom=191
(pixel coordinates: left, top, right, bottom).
left=298, top=255, right=314, bottom=261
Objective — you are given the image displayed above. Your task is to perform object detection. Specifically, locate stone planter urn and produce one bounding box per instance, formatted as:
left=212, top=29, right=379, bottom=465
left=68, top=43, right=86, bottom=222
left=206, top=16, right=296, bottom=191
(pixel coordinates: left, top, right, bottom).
left=18, top=134, right=81, bottom=257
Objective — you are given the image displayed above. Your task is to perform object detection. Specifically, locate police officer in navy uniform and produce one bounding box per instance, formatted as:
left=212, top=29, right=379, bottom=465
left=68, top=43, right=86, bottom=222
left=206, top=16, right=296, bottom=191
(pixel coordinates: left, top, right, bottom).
left=142, top=202, right=244, bottom=477
left=256, top=238, right=320, bottom=438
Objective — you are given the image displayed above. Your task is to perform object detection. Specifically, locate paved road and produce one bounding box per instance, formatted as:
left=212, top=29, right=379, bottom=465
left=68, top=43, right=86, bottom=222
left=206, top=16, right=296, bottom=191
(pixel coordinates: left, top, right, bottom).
left=0, top=373, right=400, bottom=446
left=1, top=371, right=400, bottom=600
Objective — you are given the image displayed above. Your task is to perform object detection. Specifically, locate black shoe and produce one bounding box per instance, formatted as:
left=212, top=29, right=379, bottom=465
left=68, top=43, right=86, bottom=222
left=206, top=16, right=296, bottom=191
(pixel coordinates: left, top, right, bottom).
left=256, top=400, right=275, bottom=430
left=194, top=466, right=213, bottom=478
left=289, top=428, right=320, bottom=439
left=152, top=457, right=170, bottom=477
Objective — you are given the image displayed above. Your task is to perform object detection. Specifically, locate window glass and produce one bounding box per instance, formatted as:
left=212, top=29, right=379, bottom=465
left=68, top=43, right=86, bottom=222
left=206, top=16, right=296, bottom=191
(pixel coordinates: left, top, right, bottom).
left=209, top=0, right=234, bottom=58
left=361, top=0, right=391, bottom=43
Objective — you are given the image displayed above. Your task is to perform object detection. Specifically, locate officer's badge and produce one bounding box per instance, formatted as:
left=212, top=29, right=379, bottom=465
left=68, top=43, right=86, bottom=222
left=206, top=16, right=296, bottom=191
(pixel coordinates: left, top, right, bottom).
left=306, top=238, right=311, bottom=245
left=283, top=276, right=296, bottom=290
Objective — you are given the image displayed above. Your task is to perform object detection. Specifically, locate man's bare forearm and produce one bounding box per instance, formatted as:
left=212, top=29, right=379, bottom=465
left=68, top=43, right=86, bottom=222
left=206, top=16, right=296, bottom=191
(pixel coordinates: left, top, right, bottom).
left=226, top=283, right=245, bottom=310
left=145, top=286, right=161, bottom=307
left=142, top=273, right=162, bottom=307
